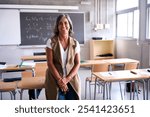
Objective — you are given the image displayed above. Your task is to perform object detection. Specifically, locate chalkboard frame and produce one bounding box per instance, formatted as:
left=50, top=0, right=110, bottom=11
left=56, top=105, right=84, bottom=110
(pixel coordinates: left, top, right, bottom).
left=20, top=12, right=85, bottom=46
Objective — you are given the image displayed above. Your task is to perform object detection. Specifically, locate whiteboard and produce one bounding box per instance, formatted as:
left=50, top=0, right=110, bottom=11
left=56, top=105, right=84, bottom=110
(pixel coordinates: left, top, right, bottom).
left=0, top=9, right=21, bottom=45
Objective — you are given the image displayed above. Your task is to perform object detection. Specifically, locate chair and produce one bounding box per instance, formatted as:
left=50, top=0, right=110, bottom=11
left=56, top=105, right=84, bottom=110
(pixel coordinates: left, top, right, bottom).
left=33, top=62, right=47, bottom=98
left=0, top=81, right=17, bottom=100
left=34, top=62, right=47, bottom=77
left=17, top=62, right=47, bottom=100
left=0, top=61, right=19, bottom=100
left=119, top=62, right=139, bottom=100
left=85, top=62, right=110, bottom=99
left=17, top=75, right=45, bottom=100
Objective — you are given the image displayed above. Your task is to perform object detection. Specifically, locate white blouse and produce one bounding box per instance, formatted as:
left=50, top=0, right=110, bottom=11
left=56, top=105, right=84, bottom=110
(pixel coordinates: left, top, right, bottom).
left=46, top=38, right=80, bottom=76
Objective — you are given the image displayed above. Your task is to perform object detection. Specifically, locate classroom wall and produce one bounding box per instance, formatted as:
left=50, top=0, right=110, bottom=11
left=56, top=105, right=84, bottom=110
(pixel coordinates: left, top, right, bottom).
left=115, top=0, right=149, bottom=68
left=116, top=39, right=150, bottom=68
left=0, top=0, right=116, bottom=64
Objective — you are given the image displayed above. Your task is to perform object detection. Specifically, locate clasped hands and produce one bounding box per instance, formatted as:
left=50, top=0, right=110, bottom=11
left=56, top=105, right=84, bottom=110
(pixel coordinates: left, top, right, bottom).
left=57, top=77, right=69, bottom=93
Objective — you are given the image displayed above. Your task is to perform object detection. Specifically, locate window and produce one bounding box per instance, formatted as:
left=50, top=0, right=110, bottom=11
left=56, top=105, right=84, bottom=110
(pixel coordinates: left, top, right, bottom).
left=116, top=0, right=139, bottom=39
left=133, top=10, right=139, bottom=38
left=117, top=0, right=138, bottom=11
left=117, top=14, right=128, bottom=37
left=147, top=2, right=150, bottom=39
left=117, top=10, right=139, bottom=38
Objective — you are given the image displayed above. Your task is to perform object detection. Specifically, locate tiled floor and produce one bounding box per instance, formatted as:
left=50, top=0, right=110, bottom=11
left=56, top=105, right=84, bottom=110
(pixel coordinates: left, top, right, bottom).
left=0, top=67, right=148, bottom=100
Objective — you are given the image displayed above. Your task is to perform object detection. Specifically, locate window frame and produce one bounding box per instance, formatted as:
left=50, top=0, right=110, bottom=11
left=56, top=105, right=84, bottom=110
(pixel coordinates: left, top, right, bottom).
left=116, top=7, right=139, bottom=39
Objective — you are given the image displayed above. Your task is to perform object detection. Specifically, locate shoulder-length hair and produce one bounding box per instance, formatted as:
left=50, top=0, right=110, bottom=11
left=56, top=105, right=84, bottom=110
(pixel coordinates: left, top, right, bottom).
left=53, top=14, right=74, bottom=37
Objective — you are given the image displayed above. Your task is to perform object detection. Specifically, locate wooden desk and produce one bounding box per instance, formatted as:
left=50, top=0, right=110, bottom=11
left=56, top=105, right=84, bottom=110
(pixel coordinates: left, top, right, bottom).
left=0, top=65, right=33, bottom=72
left=0, top=65, right=34, bottom=80
left=103, top=58, right=139, bottom=65
left=80, top=58, right=139, bottom=67
left=21, top=55, right=46, bottom=61
left=92, top=70, right=150, bottom=100
left=130, top=69, right=150, bottom=100
left=80, top=60, right=108, bottom=67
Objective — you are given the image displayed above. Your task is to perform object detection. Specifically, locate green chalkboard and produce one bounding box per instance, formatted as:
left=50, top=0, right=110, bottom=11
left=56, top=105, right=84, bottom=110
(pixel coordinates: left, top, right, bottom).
left=20, top=12, right=84, bottom=45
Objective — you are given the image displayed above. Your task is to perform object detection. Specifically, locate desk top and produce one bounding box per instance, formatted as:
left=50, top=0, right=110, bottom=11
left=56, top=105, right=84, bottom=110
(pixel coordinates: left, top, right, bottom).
left=0, top=65, right=33, bottom=72
left=80, top=58, right=139, bottom=67
left=92, top=70, right=150, bottom=82
left=21, top=55, right=46, bottom=61
left=131, top=68, right=150, bottom=76
left=103, top=58, right=139, bottom=64
left=80, top=60, right=108, bottom=67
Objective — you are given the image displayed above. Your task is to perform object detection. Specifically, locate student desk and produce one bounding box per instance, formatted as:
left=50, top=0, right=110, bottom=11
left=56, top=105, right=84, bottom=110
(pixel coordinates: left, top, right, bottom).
left=92, top=70, right=150, bottom=100
left=130, top=69, right=150, bottom=100
left=80, top=60, right=108, bottom=67
left=80, top=58, right=139, bottom=67
left=103, top=58, right=139, bottom=65
left=21, top=55, right=46, bottom=62
left=0, top=65, right=34, bottom=72
left=0, top=65, right=34, bottom=80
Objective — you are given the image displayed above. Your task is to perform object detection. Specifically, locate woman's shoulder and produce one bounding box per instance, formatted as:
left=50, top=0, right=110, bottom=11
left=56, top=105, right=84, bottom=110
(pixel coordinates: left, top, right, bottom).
left=70, top=37, right=79, bottom=44
left=69, top=37, right=80, bottom=49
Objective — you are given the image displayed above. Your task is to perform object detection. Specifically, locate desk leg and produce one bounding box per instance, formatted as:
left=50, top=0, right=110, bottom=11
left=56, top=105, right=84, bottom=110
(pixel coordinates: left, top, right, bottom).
left=146, top=79, right=149, bottom=100
left=0, top=71, right=2, bottom=80
left=103, top=83, right=106, bottom=100
left=94, top=77, right=97, bottom=100
left=143, top=80, right=146, bottom=100
left=130, top=81, right=132, bottom=100
left=108, top=82, right=112, bottom=100
left=28, top=68, right=36, bottom=100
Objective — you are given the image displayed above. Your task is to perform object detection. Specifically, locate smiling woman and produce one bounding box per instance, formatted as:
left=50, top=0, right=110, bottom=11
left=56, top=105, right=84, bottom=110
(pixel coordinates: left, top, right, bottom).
left=45, top=14, right=81, bottom=100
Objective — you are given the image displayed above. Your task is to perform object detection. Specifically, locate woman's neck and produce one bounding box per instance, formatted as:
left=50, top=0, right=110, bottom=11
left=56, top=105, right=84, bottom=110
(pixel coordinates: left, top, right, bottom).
left=59, top=34, right=68, bottom=41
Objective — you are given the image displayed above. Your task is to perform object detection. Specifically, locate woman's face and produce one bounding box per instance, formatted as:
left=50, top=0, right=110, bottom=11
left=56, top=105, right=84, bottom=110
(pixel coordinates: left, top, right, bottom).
left=58, top=16, right=70, bottom=36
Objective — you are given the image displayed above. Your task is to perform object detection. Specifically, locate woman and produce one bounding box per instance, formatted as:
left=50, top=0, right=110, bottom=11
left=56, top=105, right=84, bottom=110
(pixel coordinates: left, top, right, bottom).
left=45, top=14, right=81, bottom=100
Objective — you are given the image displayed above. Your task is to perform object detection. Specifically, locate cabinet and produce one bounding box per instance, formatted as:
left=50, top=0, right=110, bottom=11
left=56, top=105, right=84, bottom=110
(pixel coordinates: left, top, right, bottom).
left=90, top=40, right=114, bottom=60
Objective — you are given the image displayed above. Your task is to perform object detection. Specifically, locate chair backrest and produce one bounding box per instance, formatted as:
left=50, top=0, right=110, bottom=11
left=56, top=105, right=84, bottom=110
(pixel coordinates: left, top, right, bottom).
left=34, top=62, right=47, bottom=77
left=21, top=71, right=33, bottom=78
left=124, top=62, right=139, bottom=70
left=21, top=62, right=47, bottom=79
left=92, top=63, right=110, bottom=72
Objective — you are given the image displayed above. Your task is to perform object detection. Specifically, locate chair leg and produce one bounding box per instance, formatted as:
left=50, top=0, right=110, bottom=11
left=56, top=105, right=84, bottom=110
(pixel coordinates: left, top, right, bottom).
left=0, top=92, right=2, bottom=100
left=135, top=81, right=139, bottom=100
left=18, top=89, right=24, bottom=100
left=106, top=84, right=108, bottom=99
left=143, top=80, right=146, bottom=100
left=98, top=85, right=100, bottom=93
left=103, top=84, right=106, bottom=100
left=119, top=82, right=123, bottom=100
left=8, top=92, right=12, bottom=100
left=89, top=82, right=91, bottom=99
left=108, top=82, right=112, bottom=100
left=94, top=80, right=97, bottom=100
left=130, top=81, right=133, bottom=100
left=84, top=80, right=87, bottom=99
left=11, top=91, right=17, bottom=100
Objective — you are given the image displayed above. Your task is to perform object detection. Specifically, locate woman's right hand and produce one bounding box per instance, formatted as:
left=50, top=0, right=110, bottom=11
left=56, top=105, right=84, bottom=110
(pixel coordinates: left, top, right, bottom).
left=57, top=79, right=68, bottom=93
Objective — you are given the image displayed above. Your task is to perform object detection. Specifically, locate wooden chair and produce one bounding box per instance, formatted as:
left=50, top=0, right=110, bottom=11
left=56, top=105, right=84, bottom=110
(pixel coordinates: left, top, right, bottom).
left=17, top=62, right=47, bottom=100
left=34, top=62, right=47, bottom=77
left=0, top=81, right=17, bottom=100
left=17, top=76, right=45, bottom=100
left=0, top=61, right=17, bottom=100
left=85, top=62, right=110, bottom=99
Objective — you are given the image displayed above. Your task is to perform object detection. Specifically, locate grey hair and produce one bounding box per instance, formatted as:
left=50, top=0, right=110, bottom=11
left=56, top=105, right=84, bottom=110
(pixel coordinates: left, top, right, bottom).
left=53, top=14, right=74, bottom=37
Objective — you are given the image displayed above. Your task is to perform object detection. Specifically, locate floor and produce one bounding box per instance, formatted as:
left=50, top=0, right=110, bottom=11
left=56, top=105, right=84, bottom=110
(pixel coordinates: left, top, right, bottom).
left=0, top=67, right=148, bottom=100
